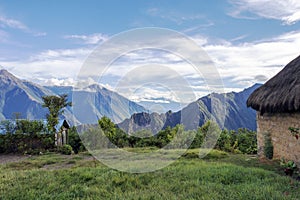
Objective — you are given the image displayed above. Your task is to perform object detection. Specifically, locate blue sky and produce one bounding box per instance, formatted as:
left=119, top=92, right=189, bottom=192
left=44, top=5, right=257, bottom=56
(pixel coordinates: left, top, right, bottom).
left=0, top=0, right=300, bottom=105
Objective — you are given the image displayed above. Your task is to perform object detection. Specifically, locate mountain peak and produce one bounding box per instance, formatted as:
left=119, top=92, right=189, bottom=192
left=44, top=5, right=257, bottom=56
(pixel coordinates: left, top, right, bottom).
left=241, top=83, right=262, bottom=95
left=0, top=69, right=13, bottom=76
left=0, top=69, right=22, bottom=84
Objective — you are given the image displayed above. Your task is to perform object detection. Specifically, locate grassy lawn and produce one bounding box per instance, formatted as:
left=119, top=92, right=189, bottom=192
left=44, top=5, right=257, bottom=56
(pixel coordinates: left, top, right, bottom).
left=0, top=149, right=299, bottom=200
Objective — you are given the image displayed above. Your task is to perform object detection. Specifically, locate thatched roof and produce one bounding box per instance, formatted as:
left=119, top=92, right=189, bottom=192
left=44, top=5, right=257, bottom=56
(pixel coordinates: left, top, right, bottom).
left=247, top=55, right=300, bottom=114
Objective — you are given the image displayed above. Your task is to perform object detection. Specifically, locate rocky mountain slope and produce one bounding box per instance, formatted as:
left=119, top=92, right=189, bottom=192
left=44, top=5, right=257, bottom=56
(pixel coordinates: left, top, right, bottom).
left=118, top=84, right=261, bottom=132
left=0, top=70, right=146, bottom=124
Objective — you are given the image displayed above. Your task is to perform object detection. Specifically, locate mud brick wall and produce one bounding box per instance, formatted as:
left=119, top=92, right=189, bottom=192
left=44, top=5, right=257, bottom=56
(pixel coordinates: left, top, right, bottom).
left=257, top=112, right=300, bottom=164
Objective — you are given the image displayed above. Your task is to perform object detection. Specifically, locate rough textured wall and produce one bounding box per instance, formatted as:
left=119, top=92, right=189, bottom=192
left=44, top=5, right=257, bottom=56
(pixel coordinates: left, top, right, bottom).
left=257, top=112, right=300, bottom=164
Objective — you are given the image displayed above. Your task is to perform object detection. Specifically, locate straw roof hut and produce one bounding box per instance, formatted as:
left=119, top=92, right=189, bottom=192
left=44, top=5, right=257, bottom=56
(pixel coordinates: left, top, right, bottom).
left=247, top=55, right=300, bottom=114
left=247, top=55, right=300, bottom=163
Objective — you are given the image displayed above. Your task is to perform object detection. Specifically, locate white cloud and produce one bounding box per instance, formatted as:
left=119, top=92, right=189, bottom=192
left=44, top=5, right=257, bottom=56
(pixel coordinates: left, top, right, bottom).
left=128, top=87, right=180, bottom=103
left=204, top=31, right=300, bottom=87
left=64, top=33, right=107, bottom=45
left=146, top=8, right=204, bottom=24
left=0, top=14, right=46, bottom=36
left=229, top=0, right=300, bottom=25
left=43, top=77, right=75, bottom=86
left=0, top=15, right=28, bottom=31
left=0, top=47, right=92, bottom=85
left=1, top=30, right=300, bottom=101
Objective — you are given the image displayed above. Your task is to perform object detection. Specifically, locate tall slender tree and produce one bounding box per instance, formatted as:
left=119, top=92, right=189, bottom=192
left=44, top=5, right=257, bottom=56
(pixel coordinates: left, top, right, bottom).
left=42, top=94, right=72, bottom=133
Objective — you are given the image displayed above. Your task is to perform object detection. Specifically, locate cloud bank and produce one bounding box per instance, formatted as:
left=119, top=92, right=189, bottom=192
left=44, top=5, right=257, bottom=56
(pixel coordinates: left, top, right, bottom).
left=229, top=0, right=300, bottom=25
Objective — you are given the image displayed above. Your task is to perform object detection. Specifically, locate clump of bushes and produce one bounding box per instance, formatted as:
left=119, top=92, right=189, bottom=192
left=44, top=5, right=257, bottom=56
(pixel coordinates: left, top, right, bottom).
left=58, top=144, right=73, bottom=155
left=263, top=132, right=273, bottom=159
left=81, top=117, right=258, bottom=155
left=0, top=132, right=55, bottom=154
left=0, top=120, right=85, bottom=155
left=1, top=117, right=258, bottom=156
left=215, top=128, right=257, bottom=154
left=68, top=127, right=85, bottom=153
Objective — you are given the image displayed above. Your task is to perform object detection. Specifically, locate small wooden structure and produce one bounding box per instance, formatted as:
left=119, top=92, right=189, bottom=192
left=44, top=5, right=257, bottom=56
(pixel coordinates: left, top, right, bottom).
left=55, top=119, right=70, bottom=146
left=247, top=55, right=300, bottom=164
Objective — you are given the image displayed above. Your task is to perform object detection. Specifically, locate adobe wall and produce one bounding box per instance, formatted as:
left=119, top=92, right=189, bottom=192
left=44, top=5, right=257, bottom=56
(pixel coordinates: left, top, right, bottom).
left=257, top=112, right=300, bottom=164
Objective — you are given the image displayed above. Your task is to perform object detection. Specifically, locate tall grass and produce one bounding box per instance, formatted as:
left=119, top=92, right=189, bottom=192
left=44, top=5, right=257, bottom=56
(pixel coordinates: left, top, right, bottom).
left=0, top=150, right=299, bottom=200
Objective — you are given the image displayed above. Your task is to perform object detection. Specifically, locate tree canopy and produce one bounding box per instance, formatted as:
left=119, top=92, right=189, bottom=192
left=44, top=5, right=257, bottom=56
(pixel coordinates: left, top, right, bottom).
left=42, top=94, right=72, bottom=133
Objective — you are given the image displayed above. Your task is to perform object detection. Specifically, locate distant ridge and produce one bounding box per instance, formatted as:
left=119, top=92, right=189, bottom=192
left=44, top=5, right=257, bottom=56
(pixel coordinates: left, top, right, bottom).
left=118, top=84, right=261, bottom=132
left=0, top=69, right=146, bottom=123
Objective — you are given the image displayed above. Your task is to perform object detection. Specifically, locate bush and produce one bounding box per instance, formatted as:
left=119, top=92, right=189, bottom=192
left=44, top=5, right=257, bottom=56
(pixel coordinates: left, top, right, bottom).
left=213, top=128, right=257, bottom=154
left=68, top=127, right=85, bottom=154
left=16, top=120, right=46, bottom=135
left=263, top=132, right=273, bottom=159
left=0, top=132, right=55, bottom=154
left=59, top=144, right=73, bottom=155
left=42, top=136, right=55, bottom=150
left=236, top=128, right=257, bottom=154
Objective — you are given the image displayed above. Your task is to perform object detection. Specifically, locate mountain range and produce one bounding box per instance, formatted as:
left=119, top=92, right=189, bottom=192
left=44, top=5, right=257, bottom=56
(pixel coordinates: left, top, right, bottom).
left=0, top=69, right=146, bottom=124
left=118, top=84, right=261, bottom=133
left=0, top=69, right=260, bottom=131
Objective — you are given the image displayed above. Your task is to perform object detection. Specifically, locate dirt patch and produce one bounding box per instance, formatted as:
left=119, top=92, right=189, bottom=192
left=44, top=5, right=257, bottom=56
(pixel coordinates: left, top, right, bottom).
left=0, top=154, right=30, bottom=165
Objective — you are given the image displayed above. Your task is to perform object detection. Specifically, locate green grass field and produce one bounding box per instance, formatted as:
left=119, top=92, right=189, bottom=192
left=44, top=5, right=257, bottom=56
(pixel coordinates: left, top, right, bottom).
left=0, top=149, right=299, bottom=200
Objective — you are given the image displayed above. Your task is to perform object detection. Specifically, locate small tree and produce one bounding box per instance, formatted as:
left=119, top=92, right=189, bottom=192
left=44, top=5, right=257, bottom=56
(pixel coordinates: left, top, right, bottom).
left=98, top=116, right=116, bottom=142
left=42, top=94, right=72, bottom=133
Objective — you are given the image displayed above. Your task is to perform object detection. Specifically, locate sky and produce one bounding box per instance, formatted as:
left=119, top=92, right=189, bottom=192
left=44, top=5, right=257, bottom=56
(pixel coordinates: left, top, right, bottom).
left=0, top=0, right=300, bottom=105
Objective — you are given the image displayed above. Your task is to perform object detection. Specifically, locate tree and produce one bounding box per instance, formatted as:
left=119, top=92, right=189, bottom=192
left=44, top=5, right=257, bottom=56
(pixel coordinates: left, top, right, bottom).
left=98, top=116, right=116, bottom=142
left=42, top=94, right=72, bottom=133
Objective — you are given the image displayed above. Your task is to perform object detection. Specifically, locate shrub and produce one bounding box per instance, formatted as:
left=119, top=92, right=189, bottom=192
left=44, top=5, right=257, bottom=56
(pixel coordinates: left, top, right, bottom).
left=236, top=129, right=257, bottom=154
left=280, top=159, right=298, bottom=176
left=59, top=144, right=73, bottom=155
left=68, top=127, right=85, bottom=154
left=16, top=120, right=46, bottom=135
left=263, top=132, right=273, bottom=159
left=41, top=135, right=55, bottom=149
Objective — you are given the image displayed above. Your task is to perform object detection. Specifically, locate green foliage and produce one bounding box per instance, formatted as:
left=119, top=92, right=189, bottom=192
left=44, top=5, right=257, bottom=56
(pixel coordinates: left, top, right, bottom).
left=263, top=132, right=273, bottom=159
left=68, top=127, right=85, bottom=154
left=288, top=127, right=299, bottom=140
left=81, top=117, right=258, bottom=155
left=215, top=129, right=232, bottom=151
left=58, top=144, right=73, bottom=155
left=0, top=120, right=15, bottom=133
left=41, top=136, right=54, bottom=149
left=235, top=128, right=257, bottom=154
left=98, top=116, right=116, bottom=137
left=98, top=116, right=117, bottom=147
left=156, top=126, right=176, bottom=146
left=189, top=128, right=204, bottom=148
left=0, top=119, right=55, bottom=154
left=42, top=94, right=72, bottom=133
left=81, top=127, right=109, bottom=150
left=16, top=120, right=46, bottom=135
left=214, top=129, right=257, bottom=154
left=0, top=133, right=54, bottom=154
left=280, top=159, right=298, bottom=176
left=182, top=149, right=228, bottom=159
